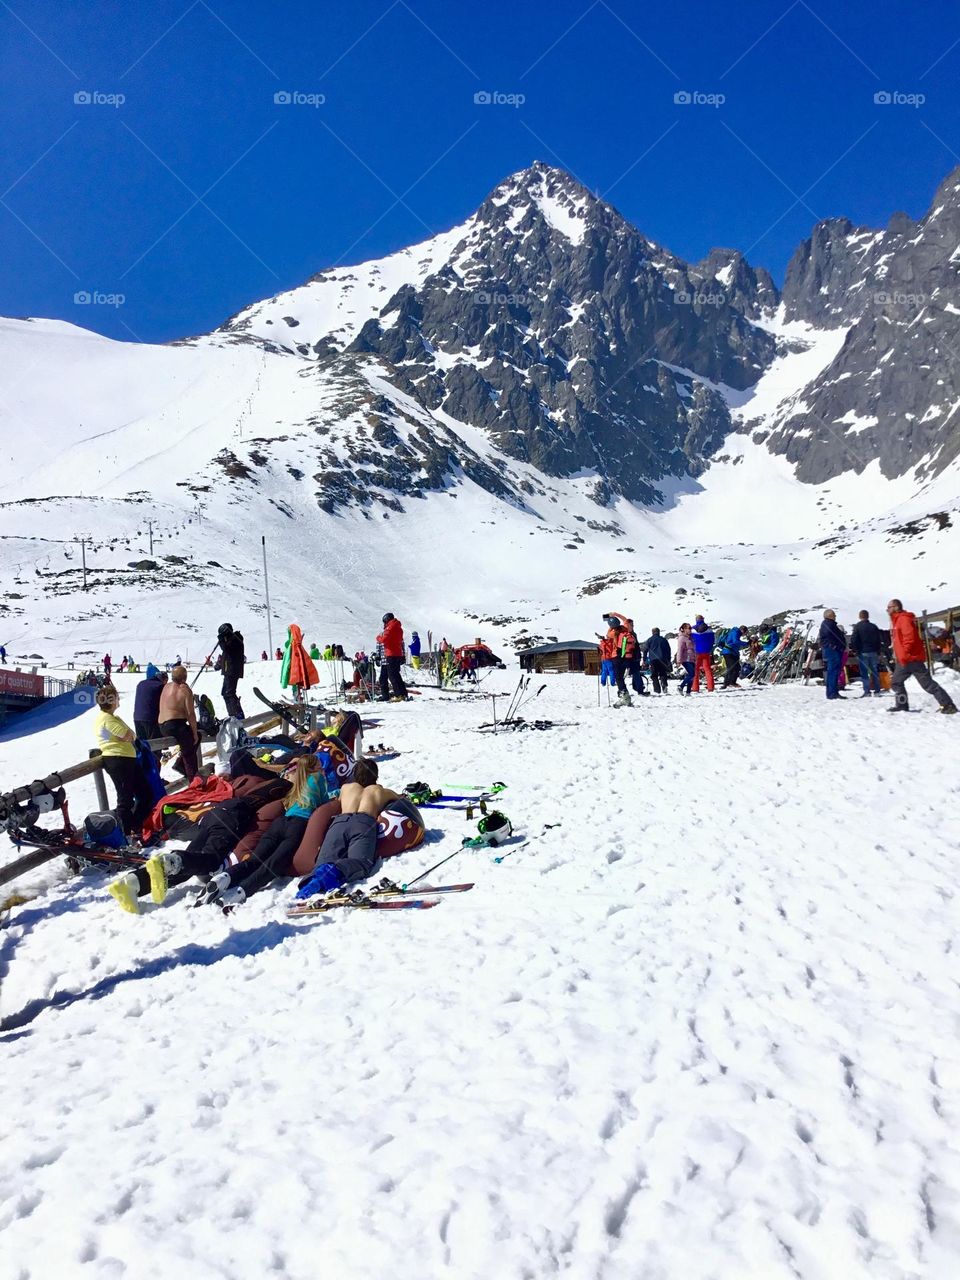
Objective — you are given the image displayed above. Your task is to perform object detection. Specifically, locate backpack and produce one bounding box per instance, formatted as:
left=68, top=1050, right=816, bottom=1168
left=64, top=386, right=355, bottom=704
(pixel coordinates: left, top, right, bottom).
left=196, top=692, right=219, bottom=736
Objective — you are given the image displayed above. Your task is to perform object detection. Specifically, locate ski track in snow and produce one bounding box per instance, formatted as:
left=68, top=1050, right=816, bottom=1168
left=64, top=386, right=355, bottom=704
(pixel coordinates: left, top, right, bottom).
left=2, top=670, right=960, bottom=1279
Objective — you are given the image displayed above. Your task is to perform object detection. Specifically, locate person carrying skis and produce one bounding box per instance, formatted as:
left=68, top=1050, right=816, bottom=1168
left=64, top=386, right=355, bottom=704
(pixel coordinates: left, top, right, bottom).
left=217, top=622, right=245, bottom=720
left=409, top=631, right=422, bottom=670
left=886, top=599, right=957, bottom=714
left=159, top=664, right=200, bottom=779
left=377, top=613, right=407, bottom=701
left=645, top=627, right=672, bottom=694
left=691, top=621, right=716, bottom=692
left=676, top=623, right=695, bottom=695
left=133, top=663, right=168, bottom=743
left=197, top=755, right=333, bottom=908
left=295, top=759, right=400, bottom=899
left=851, top=609, right=882, bottom=697
left=720, top=625, right=750, bottom=689
left=819, top=610, right=847, bottom=700
left=93, top=685, right=154, bottom=839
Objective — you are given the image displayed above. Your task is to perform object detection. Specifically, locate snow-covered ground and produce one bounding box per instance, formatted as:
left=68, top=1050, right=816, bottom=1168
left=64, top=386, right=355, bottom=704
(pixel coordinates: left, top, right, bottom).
left=3, top=663, right=960, bottom=1279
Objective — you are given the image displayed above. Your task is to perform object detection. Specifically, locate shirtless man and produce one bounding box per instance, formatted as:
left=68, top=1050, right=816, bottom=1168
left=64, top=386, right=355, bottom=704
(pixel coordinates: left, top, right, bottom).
left=294, top=759, right=400, bottom=897
left=158, top=664, right=199, bottom=779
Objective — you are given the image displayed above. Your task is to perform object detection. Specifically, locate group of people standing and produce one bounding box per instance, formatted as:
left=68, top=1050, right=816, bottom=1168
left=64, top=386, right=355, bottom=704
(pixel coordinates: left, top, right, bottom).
left=819, top=601, right=956, bottom=713
left=598, top=614, right=756, bottom=705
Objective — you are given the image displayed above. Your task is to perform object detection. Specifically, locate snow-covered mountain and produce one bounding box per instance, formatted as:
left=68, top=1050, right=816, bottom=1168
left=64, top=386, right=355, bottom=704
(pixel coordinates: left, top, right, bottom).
left=1, top=161, right=957, bottom=663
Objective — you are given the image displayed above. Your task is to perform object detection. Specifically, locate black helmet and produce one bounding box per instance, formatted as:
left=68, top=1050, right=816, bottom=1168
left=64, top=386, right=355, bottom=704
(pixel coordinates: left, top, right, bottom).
left=382, top=613, right=394, bottom=624
left=218, top=622, right=233, bottom=638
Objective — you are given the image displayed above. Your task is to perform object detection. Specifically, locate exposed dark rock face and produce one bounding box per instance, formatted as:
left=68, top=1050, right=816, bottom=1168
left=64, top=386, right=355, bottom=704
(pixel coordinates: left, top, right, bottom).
left=772, top=164, right=960, bottom=481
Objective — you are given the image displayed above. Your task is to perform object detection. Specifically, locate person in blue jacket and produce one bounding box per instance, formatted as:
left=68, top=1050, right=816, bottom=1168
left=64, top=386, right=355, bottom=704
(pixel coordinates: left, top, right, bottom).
left=133, top=664, right=168, bottom=743
left=762, top=627, right=779, bottom=653
left=819, top=609, right=847, bottom=701
left=409, top=631, right=422, bottom=670
left=721, top=625, right=751, bottom=689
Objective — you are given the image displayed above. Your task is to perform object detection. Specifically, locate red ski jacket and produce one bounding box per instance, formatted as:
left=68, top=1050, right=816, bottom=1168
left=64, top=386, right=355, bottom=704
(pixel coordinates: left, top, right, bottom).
left=377, top=618, right=405, bottom=659
left=891, top=610, right=926, bottom=665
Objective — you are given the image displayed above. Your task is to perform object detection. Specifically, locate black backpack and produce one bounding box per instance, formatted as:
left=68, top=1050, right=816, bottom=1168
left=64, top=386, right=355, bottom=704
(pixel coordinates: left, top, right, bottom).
left=195, top=693, right=219, bottom=736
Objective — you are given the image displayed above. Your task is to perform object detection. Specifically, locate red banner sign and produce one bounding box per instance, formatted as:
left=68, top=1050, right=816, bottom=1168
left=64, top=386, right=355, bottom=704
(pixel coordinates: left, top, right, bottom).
left=0, top=670, right=44, bottom=698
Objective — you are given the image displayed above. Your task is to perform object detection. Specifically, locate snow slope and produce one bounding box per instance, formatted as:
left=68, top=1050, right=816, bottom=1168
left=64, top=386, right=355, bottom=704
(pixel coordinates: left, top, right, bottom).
left=2, top=666, right=960, bottom=1279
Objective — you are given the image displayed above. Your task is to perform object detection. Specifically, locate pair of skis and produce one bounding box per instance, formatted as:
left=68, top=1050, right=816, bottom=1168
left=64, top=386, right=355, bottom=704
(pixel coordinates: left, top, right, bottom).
left=287, top=880, right=474, bottom=917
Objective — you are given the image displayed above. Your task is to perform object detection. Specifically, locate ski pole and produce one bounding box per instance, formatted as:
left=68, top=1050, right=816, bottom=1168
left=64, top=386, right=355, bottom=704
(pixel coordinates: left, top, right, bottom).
left=402, top=847, right=464, bottom=889
left=191, top=639, right=221, bottom=688
left=503, top=675, right=524, bottom=722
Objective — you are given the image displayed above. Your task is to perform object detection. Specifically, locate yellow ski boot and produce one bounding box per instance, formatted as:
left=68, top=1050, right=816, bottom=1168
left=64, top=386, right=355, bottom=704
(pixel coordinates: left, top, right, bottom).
left=108, top=871, right=141, bottom=915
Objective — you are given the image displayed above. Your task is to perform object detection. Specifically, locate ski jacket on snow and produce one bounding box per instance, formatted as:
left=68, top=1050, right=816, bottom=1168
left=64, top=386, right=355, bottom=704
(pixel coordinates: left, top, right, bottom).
left=409, top=634, right=421, bottom=657
left=133, top=674, right=165, bottom=723
left=377, top=618, right=405, bottom=659
left=646, top=635, right=671, bottom=665
left=721, top=627, right=749, bottom=655
left=676, top=633, right=695, bottom=663
left=819, top=619, right=846, bottom=653
left=891, top=611, right=926, bottom=665
left=851, top=619, right=882, bottom=655
left=692, top=628, right=715, bottom=655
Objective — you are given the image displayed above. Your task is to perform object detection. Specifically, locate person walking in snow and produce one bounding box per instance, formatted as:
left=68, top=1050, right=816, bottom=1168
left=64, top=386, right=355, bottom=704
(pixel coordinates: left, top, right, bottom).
left=851, top=609, right=882, bottom=698
left=819, top=610, right=847, bottom=700
left=409, top=631, right=422, bottom=670
left=623, top=618, right=647, bottom=696
left=675, top=623, right=695, bottom=695
left=646, top=627, right=672, bottom=694
left=377, top=613, right=408, bottom=701
left=720, top=625, right=750, bottom=689
left=886, top=599, right=957, bottom=715
left=103, top=653, right=112, bottom=679
left=691, top=621, right=716, bottom=692
left=0, top=644, right=6, bottom=664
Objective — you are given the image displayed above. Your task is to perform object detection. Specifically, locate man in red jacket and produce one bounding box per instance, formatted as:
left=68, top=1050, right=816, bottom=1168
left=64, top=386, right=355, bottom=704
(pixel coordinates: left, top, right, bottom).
left=886, top=599, right=956, bottom=714
left=377, top=612, right=408, bottom=701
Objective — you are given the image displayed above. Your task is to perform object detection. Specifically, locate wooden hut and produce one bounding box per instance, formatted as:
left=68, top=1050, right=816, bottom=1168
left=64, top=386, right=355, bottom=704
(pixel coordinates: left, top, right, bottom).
left=518, top=641, right=600, bottom=675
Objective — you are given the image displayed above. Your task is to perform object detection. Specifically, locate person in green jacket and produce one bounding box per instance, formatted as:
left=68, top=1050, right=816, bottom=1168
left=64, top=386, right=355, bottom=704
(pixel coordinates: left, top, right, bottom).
left=309, top=643, right=320, bottom=660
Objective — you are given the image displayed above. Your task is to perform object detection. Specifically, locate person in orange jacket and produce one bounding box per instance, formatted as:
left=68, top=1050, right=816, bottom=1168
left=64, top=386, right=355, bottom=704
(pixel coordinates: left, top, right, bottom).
left=886, top=599, right=956, bottom=714
left=376, top=612, right=408, bottom=701
left=605, top=613, right=636, bottom=706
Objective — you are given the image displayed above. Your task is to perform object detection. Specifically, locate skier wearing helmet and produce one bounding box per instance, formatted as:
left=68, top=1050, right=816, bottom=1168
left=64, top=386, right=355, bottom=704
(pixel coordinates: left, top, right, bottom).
left=376, top=613, right=407, bottom=701
left=217, top=622, right=246, bottom=719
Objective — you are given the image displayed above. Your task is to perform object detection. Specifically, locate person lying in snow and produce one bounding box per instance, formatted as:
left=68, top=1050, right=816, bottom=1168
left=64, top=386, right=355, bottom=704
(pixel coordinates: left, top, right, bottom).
left=294, top=759, right=401, bottom=900
left=193, top=754, right=334, bottom=908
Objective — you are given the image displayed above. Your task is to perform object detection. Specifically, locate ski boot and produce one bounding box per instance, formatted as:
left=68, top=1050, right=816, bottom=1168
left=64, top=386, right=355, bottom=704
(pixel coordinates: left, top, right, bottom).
left=144, top=850, right=182, bottom=905
left=108, top=871, right=142, bottom=915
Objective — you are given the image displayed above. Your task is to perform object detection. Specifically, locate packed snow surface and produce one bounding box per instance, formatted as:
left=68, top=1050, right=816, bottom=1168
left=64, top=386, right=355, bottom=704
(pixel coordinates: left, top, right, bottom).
left=2, top=664, right=960, bottom=1279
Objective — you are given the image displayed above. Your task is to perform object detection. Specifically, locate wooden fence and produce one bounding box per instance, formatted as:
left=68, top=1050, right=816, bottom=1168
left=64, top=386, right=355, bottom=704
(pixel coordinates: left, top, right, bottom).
left=0, top=709, right=282, bottom=890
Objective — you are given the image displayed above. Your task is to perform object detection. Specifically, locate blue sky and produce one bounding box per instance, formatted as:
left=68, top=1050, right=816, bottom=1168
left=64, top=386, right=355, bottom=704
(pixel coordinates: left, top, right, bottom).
left=3, top=0, right=960, bottom=341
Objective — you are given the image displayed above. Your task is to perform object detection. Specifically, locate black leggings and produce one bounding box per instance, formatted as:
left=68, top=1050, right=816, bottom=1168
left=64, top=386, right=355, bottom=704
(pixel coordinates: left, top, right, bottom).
left=230, top=814, right=308, bottom=898
left=102, top=756, right=154, bottom=837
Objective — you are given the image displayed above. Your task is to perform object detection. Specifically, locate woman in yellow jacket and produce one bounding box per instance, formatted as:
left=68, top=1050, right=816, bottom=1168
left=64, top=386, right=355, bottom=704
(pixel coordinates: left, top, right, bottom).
left=93, top=685, right=154, bottom=839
